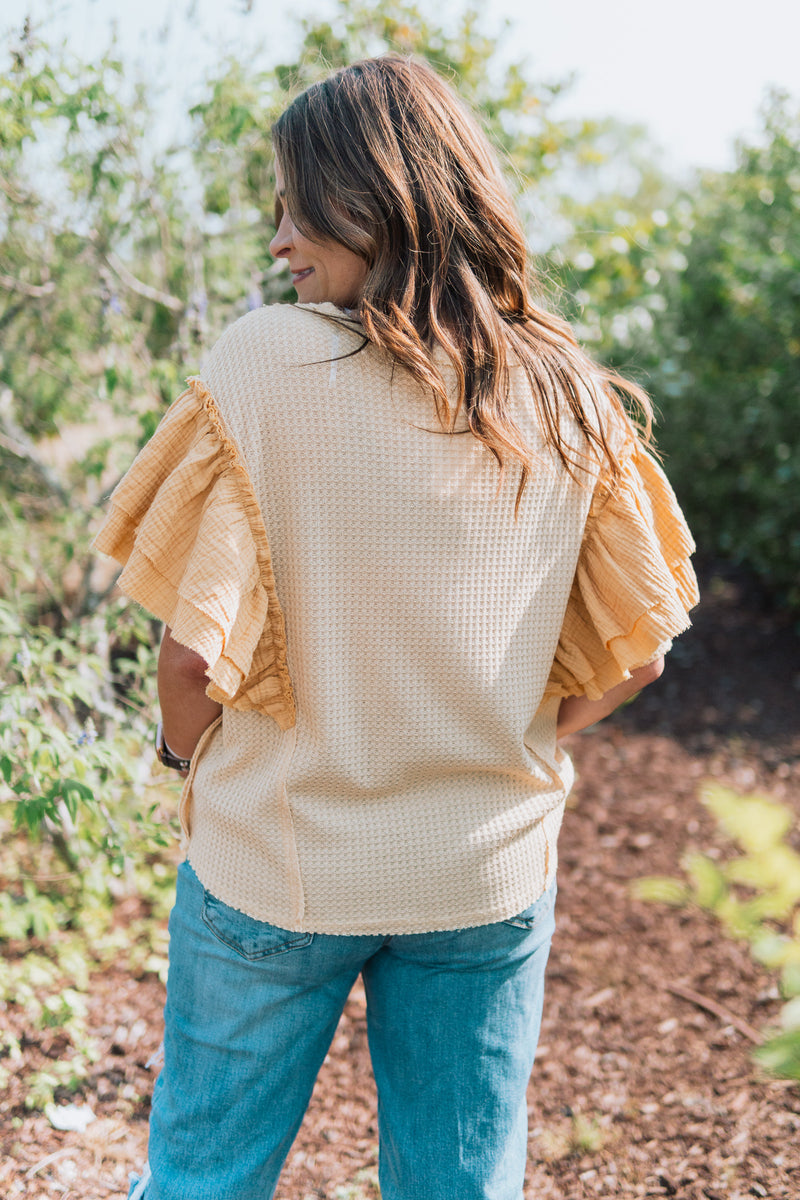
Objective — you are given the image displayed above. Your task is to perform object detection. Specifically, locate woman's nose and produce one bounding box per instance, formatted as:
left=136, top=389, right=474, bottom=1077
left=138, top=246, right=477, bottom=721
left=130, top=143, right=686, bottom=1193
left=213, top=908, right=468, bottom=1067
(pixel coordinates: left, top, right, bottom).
left=269, top=214, right=294, bottom=260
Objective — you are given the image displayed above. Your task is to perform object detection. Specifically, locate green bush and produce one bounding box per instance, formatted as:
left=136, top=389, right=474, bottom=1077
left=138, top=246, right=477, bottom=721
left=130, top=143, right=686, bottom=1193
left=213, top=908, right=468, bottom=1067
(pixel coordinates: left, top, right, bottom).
left=654, top=95, right=800, bottom=608
left=0, top=597, right=178, bottom=1109
left=554, top=93, right=800, bottom=609
left=0, top=597, right=178, bottom=937
left=635, top=782, right=800, bottom=1082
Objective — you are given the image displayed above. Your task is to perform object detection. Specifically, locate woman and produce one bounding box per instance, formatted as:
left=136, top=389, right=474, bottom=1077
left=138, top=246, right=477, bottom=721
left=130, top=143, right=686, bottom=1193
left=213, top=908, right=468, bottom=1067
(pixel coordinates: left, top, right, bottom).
left=96, top=55, right=698, bottom=1200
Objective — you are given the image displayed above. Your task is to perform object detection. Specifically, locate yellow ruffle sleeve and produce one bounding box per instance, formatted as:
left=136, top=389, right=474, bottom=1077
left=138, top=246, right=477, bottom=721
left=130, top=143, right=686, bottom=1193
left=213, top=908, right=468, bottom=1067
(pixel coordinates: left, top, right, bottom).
left=544, top=437, right=699, bottom=702
left=93, top=378, right=296, bottom=730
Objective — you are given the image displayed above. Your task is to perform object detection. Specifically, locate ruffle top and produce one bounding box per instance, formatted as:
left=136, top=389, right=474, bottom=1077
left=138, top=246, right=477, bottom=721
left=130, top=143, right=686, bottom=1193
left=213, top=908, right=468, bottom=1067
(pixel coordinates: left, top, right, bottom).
left=544, top=434, right=698, bottom=702
left=95, top=379, right=696, bottom=720
left=93, top=302, right=699, bottom=934
left=94, top=378, right=295, bottom=730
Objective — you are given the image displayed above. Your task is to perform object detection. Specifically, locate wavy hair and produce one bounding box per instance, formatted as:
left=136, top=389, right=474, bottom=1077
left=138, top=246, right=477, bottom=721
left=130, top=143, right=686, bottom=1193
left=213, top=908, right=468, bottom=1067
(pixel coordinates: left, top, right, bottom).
left=271, top=55, right=653, bottom=509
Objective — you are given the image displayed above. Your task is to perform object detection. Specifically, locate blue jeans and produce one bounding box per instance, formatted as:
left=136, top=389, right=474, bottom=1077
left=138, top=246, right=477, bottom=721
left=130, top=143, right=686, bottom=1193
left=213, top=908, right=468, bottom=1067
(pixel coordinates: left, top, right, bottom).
left=130, top=860, right=556, bottom=1200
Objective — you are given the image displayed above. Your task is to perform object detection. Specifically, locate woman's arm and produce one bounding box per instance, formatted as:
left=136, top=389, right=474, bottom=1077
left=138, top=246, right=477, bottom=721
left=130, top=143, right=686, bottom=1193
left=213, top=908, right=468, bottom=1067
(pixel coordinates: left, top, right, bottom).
left=157, top=627, right=223, bottom=762
left=556, top=656, right=664, bottom=740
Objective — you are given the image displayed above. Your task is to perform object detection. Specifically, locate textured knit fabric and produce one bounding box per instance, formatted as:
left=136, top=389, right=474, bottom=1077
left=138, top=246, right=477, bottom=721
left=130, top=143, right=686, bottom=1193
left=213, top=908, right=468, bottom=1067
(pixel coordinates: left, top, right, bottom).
left=94, top=302, right=698, bottom=935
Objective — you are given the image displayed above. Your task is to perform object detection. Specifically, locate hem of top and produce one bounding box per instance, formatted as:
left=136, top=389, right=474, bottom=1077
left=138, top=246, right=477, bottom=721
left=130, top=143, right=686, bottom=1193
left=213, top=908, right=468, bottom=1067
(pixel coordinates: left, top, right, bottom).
left=184, top=858, right=559, bottom=937
left=272, top=906, right=557, bottom=937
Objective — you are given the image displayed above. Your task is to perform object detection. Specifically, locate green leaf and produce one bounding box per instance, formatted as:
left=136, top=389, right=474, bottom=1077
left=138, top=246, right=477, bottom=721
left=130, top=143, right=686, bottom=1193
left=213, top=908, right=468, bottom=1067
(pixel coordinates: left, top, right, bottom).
left=753, top=1029, right=800, bottom=1081
left=61, top=779, right=95, bottom=805
left=751, top=931, right=794, bottom=969
left=781, top=962, right=800, bottom=999
left=684, top=852, right=728, bottom=911
left=700, top=782, right=793, bottom=852
left=631, top=876, right=689, bottom=907
left=779, top=996, right=800, bottom=1031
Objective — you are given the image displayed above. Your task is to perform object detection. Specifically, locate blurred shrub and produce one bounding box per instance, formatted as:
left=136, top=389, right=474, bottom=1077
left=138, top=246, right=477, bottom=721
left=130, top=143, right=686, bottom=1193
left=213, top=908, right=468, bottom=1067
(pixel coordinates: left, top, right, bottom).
left=559, top=94, right=800, bottom=608
left=0, top=594, right=179, bottom=1108
left=635, top=781, right=800, bottom=1082
left=654, top=94, right=800, bottom=608
left=0, top=597, right=178, bottom=933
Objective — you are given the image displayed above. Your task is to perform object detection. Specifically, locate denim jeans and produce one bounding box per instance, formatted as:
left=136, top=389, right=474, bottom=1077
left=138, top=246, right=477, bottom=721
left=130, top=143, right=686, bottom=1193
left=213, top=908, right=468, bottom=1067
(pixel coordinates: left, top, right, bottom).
left=129, top=859, right=556, bottom=1200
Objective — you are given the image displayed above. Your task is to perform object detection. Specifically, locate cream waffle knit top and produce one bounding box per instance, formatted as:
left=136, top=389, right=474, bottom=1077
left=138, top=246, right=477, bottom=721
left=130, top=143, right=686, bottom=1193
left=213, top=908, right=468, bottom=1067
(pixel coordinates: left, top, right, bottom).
left=95, top=302, right=698, bottom=934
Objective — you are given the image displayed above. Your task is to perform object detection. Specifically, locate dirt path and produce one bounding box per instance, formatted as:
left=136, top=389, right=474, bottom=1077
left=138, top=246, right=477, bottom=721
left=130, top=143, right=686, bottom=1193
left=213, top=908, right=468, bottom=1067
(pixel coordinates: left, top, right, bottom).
left=3, top=565, right=799, bottom=1198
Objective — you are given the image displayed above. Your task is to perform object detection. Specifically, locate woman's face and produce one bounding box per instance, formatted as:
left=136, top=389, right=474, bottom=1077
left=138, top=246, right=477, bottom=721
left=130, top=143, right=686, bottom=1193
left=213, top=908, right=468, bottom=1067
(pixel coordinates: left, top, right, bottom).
left=269, top=162, right=368, bottom=308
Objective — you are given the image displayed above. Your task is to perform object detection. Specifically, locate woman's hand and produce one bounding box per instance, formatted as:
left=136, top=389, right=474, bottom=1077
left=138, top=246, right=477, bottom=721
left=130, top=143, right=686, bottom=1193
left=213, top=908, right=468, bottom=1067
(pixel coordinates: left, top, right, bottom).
left=157, top=627, right=223, bottom=767
left=556, top=656, right=665, bottom=740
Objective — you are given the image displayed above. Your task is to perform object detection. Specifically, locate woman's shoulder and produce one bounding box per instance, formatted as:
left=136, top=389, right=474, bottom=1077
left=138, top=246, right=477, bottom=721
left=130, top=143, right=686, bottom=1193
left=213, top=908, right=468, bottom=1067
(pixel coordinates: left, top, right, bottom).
left=203, top=302, right=363, bottom=374
left=213, top=300, right=341, bottom=344
left=223, top=300, right=362, bottom=342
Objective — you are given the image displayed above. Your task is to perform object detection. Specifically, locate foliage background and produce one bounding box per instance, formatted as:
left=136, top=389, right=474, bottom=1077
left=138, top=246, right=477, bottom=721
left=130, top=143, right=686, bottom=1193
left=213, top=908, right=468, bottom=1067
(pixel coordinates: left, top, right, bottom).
left=1, top=0, right=798, bottom=1109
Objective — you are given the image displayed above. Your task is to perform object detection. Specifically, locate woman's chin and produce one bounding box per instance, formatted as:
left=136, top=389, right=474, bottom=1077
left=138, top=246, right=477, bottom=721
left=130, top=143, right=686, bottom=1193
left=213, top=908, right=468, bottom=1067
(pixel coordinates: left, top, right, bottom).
left=293, top=286, right=318, bottom=303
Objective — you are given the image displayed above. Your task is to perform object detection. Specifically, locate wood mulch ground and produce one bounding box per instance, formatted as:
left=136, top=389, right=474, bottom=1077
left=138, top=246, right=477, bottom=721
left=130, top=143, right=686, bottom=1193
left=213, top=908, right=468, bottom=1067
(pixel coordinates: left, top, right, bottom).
left=2, top=563, right=799, bottom=1199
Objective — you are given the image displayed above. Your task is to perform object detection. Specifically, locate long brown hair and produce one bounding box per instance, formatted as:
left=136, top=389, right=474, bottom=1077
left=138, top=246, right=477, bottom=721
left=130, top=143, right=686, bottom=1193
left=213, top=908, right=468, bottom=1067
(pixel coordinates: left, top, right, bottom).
left=272, top=55, right=652, bottom=509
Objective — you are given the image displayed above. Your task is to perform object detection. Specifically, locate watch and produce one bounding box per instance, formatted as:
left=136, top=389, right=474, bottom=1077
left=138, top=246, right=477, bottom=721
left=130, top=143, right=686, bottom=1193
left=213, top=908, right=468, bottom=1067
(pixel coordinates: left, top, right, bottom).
left=155, top=722, right=192, bottom=772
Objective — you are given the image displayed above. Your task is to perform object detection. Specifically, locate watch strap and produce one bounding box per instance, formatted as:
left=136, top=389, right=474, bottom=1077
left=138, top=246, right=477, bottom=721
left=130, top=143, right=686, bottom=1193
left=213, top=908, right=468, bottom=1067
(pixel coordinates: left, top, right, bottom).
left=155, top=722, right=192, bottom=772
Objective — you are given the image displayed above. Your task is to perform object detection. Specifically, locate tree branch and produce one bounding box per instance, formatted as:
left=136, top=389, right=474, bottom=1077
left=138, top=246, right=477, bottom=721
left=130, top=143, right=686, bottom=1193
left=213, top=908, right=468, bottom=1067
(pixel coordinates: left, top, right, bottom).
left=0, top=175, right=30, bottom=205
left=104, top=250, right=184, bottom=312
left=0, top=272, right=55, bottom=298
left=0, top=299, right=26, bottom=332
left=666, top=981, right=765, bottom=1045
left=0, top=389, right=69, bottom=503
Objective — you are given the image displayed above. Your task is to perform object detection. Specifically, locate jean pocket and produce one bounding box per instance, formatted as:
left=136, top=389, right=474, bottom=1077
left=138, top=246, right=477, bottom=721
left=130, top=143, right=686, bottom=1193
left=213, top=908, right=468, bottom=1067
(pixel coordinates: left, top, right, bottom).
left=502, top=882, right=557, bottom=930
left=201, top=891, right=314, bottom=960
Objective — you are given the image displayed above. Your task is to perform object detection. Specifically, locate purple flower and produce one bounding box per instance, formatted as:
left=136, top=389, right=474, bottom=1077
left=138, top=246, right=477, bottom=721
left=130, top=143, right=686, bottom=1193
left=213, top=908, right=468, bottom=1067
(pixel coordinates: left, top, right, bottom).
left=76, top=719, right=97, bottom=749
